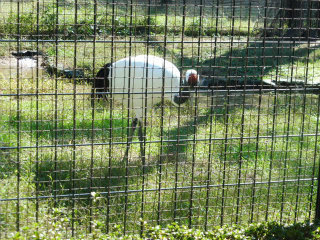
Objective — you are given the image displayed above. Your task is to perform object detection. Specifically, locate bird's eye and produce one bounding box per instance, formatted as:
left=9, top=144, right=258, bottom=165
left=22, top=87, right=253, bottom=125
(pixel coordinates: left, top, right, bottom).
left=188, top=73, right=198, bottom=86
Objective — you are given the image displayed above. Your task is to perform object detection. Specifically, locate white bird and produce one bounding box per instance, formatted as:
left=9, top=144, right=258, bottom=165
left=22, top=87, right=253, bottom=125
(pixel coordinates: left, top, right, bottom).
left=92, top=55, right=200, bottom=162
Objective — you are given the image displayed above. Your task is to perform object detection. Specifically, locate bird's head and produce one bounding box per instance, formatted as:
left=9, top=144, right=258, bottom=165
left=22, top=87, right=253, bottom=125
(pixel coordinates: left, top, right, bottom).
left=173, top=69, right=200, bottom=106
left=184, top=69, right=199, bottom=87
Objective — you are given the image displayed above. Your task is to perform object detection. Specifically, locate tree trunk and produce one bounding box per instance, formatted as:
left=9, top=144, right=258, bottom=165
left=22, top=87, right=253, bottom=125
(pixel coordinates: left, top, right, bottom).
left=284, top=0, right=305, bottom=38
left=161, top=0, right=171, bottom=4
left=309, top=0, right=320, bottom=38
left=266, top=0, right=320, bottom=39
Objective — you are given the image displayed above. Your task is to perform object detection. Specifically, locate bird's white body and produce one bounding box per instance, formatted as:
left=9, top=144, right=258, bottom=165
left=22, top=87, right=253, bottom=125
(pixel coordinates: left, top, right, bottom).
left=94, top=55, right=200, bottom=161
left=109, top=55, right=182, bottom=119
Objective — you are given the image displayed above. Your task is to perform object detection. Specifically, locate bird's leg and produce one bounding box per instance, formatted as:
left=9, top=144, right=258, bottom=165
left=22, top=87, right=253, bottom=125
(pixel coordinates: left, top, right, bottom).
left=138, top=121, right=146, bottom=165
left=189, top=89, right=194, bottom=115
left=123, top=118, right=138, bottom=163
left=91, top=87, right=96, bottom=108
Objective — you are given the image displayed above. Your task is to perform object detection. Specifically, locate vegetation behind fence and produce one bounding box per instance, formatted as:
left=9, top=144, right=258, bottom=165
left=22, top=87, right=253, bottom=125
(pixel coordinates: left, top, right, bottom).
left=1, top=0, right=320, bottom=238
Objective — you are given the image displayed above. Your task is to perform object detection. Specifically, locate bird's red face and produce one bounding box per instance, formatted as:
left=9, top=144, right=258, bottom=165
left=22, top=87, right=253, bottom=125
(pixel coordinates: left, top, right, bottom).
left=188, top=73, right=198, bottom=87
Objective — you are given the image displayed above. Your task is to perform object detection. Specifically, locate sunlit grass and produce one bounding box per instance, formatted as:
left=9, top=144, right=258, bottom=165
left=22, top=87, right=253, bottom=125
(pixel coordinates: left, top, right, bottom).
left=1, top=41, right=320, bottom=237
left=0, top=0, right=259, bottom=39
left=1, top=70, right=319, bottom=235
left=0, top=0, right=320, bottom=237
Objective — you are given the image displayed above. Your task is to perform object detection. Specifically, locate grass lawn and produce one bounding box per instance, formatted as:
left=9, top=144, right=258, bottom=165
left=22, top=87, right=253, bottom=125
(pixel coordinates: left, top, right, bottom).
left=0, top=0, right=320, bottom=238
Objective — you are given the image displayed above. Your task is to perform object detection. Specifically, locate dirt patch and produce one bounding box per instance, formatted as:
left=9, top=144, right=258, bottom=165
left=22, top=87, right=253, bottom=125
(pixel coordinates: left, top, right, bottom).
left=0, top=56, right=45, bottom=80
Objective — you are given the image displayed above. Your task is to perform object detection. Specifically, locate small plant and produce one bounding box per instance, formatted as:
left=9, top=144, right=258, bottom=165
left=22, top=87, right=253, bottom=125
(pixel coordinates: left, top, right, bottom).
left=40, top=4, right=58, bottom=37
left=5, top=12, right=36, bottom=37
left=135, top=16, right=160, bottom=35
left=141, top=221, right=320, bottom=240
left=185, top=17, right=207, bottom=37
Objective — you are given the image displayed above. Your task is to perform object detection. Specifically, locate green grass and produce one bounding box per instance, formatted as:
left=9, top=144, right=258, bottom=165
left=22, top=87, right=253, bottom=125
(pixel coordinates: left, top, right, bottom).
left=4, top=221, right=320, bottom=239
left=1, top=37, right=320, bottom=238
left=1, top=0, right=320, bottom=238
left=0, top=0, right=260, bottom=39
left=1, top=75, right=319, bottom=236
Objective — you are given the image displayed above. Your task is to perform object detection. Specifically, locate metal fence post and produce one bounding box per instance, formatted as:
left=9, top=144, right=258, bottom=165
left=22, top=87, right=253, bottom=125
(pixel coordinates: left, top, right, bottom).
left=316, top=163, right=320, bottom=221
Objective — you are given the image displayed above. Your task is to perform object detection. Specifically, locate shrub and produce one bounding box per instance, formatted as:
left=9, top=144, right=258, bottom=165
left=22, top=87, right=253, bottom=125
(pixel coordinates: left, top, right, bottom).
left=135, top=16, right=163, bottom=35
left=40, top=5, right=58, bottom=37
left=1, top=12, right=37, bottom=37
left=142, top=221, right=320, bottom=240
left=185, top=17, right=206, bottom=37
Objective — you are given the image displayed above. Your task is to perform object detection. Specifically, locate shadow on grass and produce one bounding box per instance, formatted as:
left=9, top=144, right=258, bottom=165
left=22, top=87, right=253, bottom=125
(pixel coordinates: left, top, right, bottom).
left=162, top=96, right=241, bottom=162
left=196, top=40, right=319, bottom=87
left=150, top=34, right=318, bottom=85
left=6, top=113, right=128, bottom=145
left=3, top=38, right=319, bottom=213
left=147, top=37, right=320, bottom=163
left=36, top=148, right=155, bottom=199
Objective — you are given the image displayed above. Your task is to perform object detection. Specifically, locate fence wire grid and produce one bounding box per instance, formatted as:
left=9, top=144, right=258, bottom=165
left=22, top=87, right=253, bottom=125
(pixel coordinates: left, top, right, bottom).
left=1, top=0, right=320, bottom=237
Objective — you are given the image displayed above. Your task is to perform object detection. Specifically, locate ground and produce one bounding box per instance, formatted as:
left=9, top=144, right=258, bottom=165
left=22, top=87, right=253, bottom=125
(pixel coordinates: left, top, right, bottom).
left=0, top=0, right=320, bottom=238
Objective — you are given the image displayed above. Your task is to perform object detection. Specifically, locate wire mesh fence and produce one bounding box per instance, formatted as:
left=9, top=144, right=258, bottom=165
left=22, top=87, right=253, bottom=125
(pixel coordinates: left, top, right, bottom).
left=0, top=0, right=320, bottom=237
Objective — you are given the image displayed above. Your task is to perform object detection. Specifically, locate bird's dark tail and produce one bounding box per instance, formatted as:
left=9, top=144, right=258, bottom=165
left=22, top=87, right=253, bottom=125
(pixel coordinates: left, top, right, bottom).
left=91, top=63, right=111, bottom=107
